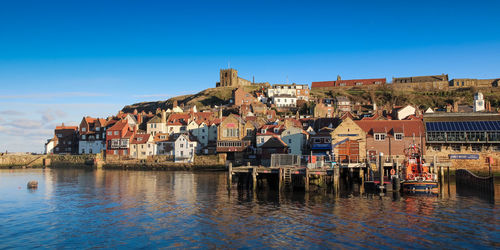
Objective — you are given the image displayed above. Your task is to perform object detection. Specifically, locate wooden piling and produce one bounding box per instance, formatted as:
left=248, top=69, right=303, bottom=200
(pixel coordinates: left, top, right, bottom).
left=227, top=162, right=232, bottom=191
left=333, top=165, right=340, bottom=195
left=252, top=167, right=257, bottom=191
left=379, top=153, right=384, bottom=192
left=278, top=168, right=283, bottom=191
left=305, top=167, right=310, bottom=192
left=359, top=168, right=365, bottom=194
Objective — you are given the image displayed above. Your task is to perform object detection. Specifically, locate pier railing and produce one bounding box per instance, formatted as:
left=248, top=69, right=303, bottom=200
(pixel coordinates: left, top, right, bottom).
left=456, top=169, right=495, bottom=194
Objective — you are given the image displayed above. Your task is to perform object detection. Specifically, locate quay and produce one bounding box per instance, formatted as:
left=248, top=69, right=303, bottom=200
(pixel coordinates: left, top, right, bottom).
left=227, top=154, right=455, bottom=194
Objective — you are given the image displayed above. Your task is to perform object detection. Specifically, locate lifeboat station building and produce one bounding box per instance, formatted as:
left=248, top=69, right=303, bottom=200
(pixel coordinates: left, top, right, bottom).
left=424, top=113, right=500, bottom=165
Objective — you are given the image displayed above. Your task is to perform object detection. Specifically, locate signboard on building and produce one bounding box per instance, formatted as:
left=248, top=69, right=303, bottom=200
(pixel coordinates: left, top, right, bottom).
left=448, top=154, right=479, bottom=160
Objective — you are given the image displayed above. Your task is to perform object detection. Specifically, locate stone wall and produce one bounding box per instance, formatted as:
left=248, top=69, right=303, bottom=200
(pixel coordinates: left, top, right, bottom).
left=0, top=154, right=45, bottom=168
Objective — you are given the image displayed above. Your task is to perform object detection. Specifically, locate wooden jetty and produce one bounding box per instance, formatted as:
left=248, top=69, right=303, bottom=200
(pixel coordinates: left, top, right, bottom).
left=227, top=162, right=356, bottom=194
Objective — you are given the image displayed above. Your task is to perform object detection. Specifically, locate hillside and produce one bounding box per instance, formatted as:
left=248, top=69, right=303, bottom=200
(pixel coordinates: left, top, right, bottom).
left=123, top=84, right=500, bottom=114
left=122, top=85, right=262, bottom=113
left=311, top=85, right=500, bottom=110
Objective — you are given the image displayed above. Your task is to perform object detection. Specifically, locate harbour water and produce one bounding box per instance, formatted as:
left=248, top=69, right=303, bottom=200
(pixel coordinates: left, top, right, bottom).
left=0, top=169, right=498, bottom=249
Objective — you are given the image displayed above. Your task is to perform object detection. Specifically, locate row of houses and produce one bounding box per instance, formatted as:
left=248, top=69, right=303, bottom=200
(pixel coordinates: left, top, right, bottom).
left=45, top=102, right=500, bottom=166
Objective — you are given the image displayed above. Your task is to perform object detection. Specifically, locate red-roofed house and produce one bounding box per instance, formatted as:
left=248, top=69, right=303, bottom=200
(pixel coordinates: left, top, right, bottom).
left=256, top=125, right=285, bottom=147
left=54, top=124, right=79, bottom=154
left=355, top=119, right=425, bottom=160
left=105, top=120, right=135, bottom=157
left=166, top=113, right=190, bottom=134
left=78, top=116, right=106, bottom=154
left=258, top=136, right=288, bottom=165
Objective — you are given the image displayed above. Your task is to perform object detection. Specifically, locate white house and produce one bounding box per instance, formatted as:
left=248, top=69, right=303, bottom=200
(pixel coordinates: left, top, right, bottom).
left=395, top=105, right=416, bottom=120
left=154, top=133, right=175, bottom=156
left=78, top=117, right=107, bottom=154
left=147, top=111, right=167, bottom=136
left=280, top=127, right=308, bottom=155
left=273, top=94, right=297, bottom=108
left=474, top=92, right=485, bottom=112
left=130, top=134, right=155, bottom=159
left=174, top=134, right=197, bottom=163
left=187, top=121, right=209, bottom=147
left=45, top=137, right=57, bottom=154
left=267, top=83, right=309, bottom=100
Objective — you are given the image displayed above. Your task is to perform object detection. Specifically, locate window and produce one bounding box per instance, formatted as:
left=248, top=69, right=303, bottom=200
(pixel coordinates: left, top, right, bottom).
left=180, top=151, right=183, bottom=156
left=287, top=148, right=292, bottom=154
left=180, top=144, right=183, bottom=148
left=190, top=144, right=193, bottom=148
left=96, top=127, right=100, bottom=131
left=325, top=138, right=331, bottom=143
left=288, top=139, right=292, bottom=143
left=57, top=133, right=62, bottom=138
left=114, top=131, right=118, bottom=135
left=114, top=150, right=118, bottom=155
left=471, top=145, right=481, bottom=152
left=451, top=145, right=461, bottom=151
left=340, top=83, right=346, bottom=86
left=82, top=128, right=86, bottom=132
left=375, top=133, right=386, bottom=141
left=314, top=138, right=321, bottom=143
left=432, top=145, right=441, bottom=151
left=395, top=133, right=403, bottom=141
left=82, top=135, right=86, bottom=140
left=355, top=82, right=362, bottom=86
left=96, top=134, right=99, bottom=139
left=108, top=131, right=112, bottom=136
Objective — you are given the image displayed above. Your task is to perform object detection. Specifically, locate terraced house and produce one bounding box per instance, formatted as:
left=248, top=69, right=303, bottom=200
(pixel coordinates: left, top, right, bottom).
left=78, top=116, right=106, bottom=154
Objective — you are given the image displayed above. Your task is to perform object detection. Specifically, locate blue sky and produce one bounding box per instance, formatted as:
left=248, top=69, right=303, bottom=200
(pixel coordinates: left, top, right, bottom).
left=1, top=0, right=500, bottom=152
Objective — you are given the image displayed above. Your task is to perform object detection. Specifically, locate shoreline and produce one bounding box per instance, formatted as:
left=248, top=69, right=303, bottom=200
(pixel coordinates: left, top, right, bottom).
left=1, top=164, right=499, bottom=177
left=0, top=163, right=227, bottom=172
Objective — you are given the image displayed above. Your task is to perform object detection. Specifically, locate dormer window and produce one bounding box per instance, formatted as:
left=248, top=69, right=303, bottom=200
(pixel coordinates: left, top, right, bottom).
left=274, top=128, right=279, bottom=133
left=395, top=133, right=403, bottom=140
left=262, top=129, right=267, bottom=134
left=375, top=133, right=386, bottom=141
left=138, top=137, right=142, bottom=141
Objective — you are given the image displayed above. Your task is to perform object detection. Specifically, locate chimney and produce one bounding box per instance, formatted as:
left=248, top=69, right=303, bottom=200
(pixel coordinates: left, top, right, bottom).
left=162, top=109, right=167, bottom=124
left=218, top=107, right=223, bottom=119
left=137, top=114, right=143, bottom=125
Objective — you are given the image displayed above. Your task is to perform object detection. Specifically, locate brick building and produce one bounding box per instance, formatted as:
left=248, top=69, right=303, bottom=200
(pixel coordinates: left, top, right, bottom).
left=53, top=124, right=79, bottom=154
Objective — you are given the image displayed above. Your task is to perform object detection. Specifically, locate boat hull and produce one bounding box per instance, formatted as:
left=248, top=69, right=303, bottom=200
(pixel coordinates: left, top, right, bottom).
left=402, top=181, right=438, bottom=194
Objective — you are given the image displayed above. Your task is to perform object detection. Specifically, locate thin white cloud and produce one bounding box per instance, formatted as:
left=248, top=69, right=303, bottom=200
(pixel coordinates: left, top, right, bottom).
left=4, top=119, right=43, bottom=129
left=41, top=108, right=68, bottom=123
left=0, top=110, right=25, bottom=115
left=0, top=92, right=110, bottom=99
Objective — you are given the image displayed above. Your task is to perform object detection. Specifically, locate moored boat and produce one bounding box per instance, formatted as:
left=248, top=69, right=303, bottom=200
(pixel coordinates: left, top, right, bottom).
left=401, top=144, right=438, bottom=194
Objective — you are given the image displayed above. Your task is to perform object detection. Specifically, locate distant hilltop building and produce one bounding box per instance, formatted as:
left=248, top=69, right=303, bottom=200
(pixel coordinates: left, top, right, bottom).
left=311, top=75, right=386, bottom=89
left=392, top=74, right=449, bottom=90
left=449, top=78, right=500, bottom=88
left=216, top=68, right=269, bottom=88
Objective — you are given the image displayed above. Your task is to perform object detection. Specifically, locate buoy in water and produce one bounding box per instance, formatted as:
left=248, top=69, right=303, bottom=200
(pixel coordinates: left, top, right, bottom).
left=27, top=181, right=38, bottom=189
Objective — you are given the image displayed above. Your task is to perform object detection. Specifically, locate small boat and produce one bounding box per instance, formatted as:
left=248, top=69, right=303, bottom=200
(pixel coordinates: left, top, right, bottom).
left=401, top=144, right=438, bottom=194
